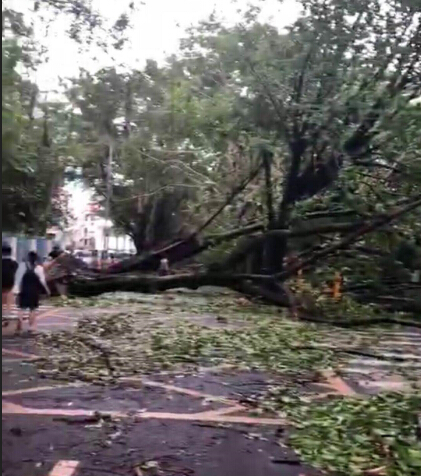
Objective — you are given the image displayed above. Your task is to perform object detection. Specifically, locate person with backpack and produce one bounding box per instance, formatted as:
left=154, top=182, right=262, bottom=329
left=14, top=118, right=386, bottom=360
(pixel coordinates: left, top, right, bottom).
left=15, top=251, right=50, bottom=333
left=48, top=243, right=63, bottom=260
left=2, top=243, right=18, bottom=317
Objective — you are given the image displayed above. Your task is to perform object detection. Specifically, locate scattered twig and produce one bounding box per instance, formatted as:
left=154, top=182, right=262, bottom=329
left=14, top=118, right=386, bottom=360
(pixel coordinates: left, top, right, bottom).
left=79, top=469, right=123, bottom=475
left=53, top=415, right=102, bottom=425
left=297, top=314, right=421, bottom=329
left=293, top=345, right=412, bottom=362
left=271, top=458, right=301, bottom=465
left=364, top=465, right=387, bottom=475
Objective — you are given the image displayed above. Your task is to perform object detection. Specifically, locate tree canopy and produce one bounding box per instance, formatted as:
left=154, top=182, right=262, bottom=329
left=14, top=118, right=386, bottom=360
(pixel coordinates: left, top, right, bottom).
left=2, top=0, right=421, bottom=312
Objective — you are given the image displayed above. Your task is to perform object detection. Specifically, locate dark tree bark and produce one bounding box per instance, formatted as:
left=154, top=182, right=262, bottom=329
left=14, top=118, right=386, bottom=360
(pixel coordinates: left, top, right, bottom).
left=262, top=149, right=275, bottom=228
left=109, top=223, right=264, bottom=273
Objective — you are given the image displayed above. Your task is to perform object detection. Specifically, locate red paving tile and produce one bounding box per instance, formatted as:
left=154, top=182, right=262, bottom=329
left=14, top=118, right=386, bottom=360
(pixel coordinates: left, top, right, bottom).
left=48, top=461, right=80, bottom=476
left=319, top=370, right=357, bottom=396
left=2, top=399, right=287, bottom=425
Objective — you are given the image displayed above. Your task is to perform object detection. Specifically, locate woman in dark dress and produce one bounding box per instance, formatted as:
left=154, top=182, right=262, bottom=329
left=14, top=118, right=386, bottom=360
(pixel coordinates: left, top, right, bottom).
left=16, top=251, right=50, bottom=332
left=2, top=243, right=18, bottom=317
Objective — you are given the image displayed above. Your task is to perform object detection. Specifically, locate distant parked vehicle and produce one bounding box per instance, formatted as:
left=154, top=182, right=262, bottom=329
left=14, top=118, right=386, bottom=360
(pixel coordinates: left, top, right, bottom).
left=74, top=250, right=95, bottom=266
left=73, top=250, right=135, bottom=270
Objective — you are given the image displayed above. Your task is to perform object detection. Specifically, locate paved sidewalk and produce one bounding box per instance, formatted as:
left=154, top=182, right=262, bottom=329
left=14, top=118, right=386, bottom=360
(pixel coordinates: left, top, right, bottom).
left=2, top=305, right=320, bottom=476
left=3, top=303, right=421, bottom=476
left=2, top=304, right=79, bottom=335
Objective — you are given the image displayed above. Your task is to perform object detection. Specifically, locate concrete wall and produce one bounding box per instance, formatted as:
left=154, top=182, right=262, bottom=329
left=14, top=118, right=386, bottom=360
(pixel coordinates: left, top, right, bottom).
left=2, top=234, right=54, bottom=262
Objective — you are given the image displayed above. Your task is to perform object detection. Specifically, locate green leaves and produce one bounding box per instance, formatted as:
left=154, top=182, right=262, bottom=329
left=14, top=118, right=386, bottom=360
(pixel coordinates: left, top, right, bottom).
left=285, top=393, right=421, bottom=476
left=38, top=291, right=334, bottom=381
left=38, top=291, right=421, bottom=476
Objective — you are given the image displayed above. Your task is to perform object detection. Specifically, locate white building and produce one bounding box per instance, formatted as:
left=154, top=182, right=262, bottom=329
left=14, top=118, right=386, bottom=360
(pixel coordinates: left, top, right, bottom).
left=67, top=202, right=136, bottom=254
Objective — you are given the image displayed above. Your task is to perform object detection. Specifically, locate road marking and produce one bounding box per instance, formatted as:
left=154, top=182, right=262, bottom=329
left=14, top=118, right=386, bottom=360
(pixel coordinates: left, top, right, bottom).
left=3, top=383, right=85, bottom=397
left=2, top=400, right=285, bottom=425
left=319, top=370, right=357, bottom=396
left=198, top=404, right=244, bottom=417
left=37, top=308, right=62, bottom=320
left=122, top=377, right=238, bottom=405
left=137, top=411, right=286, bottom=425
left=2, top=348, right=39, bottom=360
left=48, top=460, right=80, bottom=476
left=378, top=352, right=421, bottom=360
left=358, top=380, right=420, bottom=390
left=380, top=339, right=421, bottom=345
left=37, top=322, right=77, bottom=328
left=340, top=367, right=380, bottom=375
left=2, top=400, right=126, bottom=418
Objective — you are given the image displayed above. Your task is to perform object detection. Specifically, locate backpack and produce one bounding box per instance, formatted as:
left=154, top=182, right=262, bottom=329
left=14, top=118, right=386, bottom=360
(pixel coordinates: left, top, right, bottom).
left=2, top=258, right=18, bottom=289
left=22, top=263, right=44, bottom=294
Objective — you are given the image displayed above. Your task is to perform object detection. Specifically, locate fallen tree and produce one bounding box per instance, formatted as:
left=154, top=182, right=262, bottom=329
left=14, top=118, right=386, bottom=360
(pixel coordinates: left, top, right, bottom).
left=107, top=221, right=265, bottom=273
left=66, top=3, right=421, bottom=326
left=107, top=219, right=376, bottom=274
left=70, top=195, right=421, bottom=319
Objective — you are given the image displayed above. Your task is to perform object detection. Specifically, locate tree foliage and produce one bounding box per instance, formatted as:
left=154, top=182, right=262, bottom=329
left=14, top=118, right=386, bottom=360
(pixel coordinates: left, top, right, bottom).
left=2, top=0, right=421, bottom=310
left=2, top=38, right=68, bottom=234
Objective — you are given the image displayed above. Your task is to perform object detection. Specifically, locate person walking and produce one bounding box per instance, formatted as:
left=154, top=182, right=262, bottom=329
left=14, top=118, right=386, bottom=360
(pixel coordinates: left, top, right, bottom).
left=158, top=255, right=170, bottom=276
left=15, top=251, right=50, bottom=333
left=45, top=244, right=67, bottom=298
left=2, top=243, right=18, bottom=317
left=49, top=243, right=63, bottom=260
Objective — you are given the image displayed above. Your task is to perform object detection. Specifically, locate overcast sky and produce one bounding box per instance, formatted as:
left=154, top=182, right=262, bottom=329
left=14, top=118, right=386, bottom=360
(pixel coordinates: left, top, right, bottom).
left=5, top=0, right=301, bottom=218
left=7, top=0, right=301, bottom=93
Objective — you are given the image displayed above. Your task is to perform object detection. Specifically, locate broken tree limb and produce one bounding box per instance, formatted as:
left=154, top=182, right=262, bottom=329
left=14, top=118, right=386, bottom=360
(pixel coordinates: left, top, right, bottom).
left=211, top=194, right=421, bottom=281
left=212, top=221, right=379, bottom=271
left=67, top=195, right=420, bottom=325
left=212, top=225, right=336, bottom=272
left=109, top=162, right=264, bottom=274
left=274, top=194, right=421, bottom=281
left=108, top=206, right=399, bottom=276
left=302, top=210, right=363, bottom=220
left=109, top=222, right=265, bottom=274
left=203, top=223, right=264, bottom=245
left=194, top=160, right=264, bottom=237
left=68, top=268, right=421, bottom=326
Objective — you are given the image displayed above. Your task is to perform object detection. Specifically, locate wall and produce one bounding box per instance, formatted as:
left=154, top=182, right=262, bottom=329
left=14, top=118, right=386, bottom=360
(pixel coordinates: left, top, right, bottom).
left=2, top=234, right=53, bottom=262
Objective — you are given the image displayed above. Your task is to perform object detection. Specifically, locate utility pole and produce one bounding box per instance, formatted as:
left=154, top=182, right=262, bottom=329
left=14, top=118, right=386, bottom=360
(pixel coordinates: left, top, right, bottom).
left=104, top=140, right=113, bottom=253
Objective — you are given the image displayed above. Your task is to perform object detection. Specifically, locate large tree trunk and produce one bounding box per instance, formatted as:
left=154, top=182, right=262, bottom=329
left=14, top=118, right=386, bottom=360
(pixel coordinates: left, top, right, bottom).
left=69, top=270, right=287, bottom=306
left=109, top=223, right=264, bottom=273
